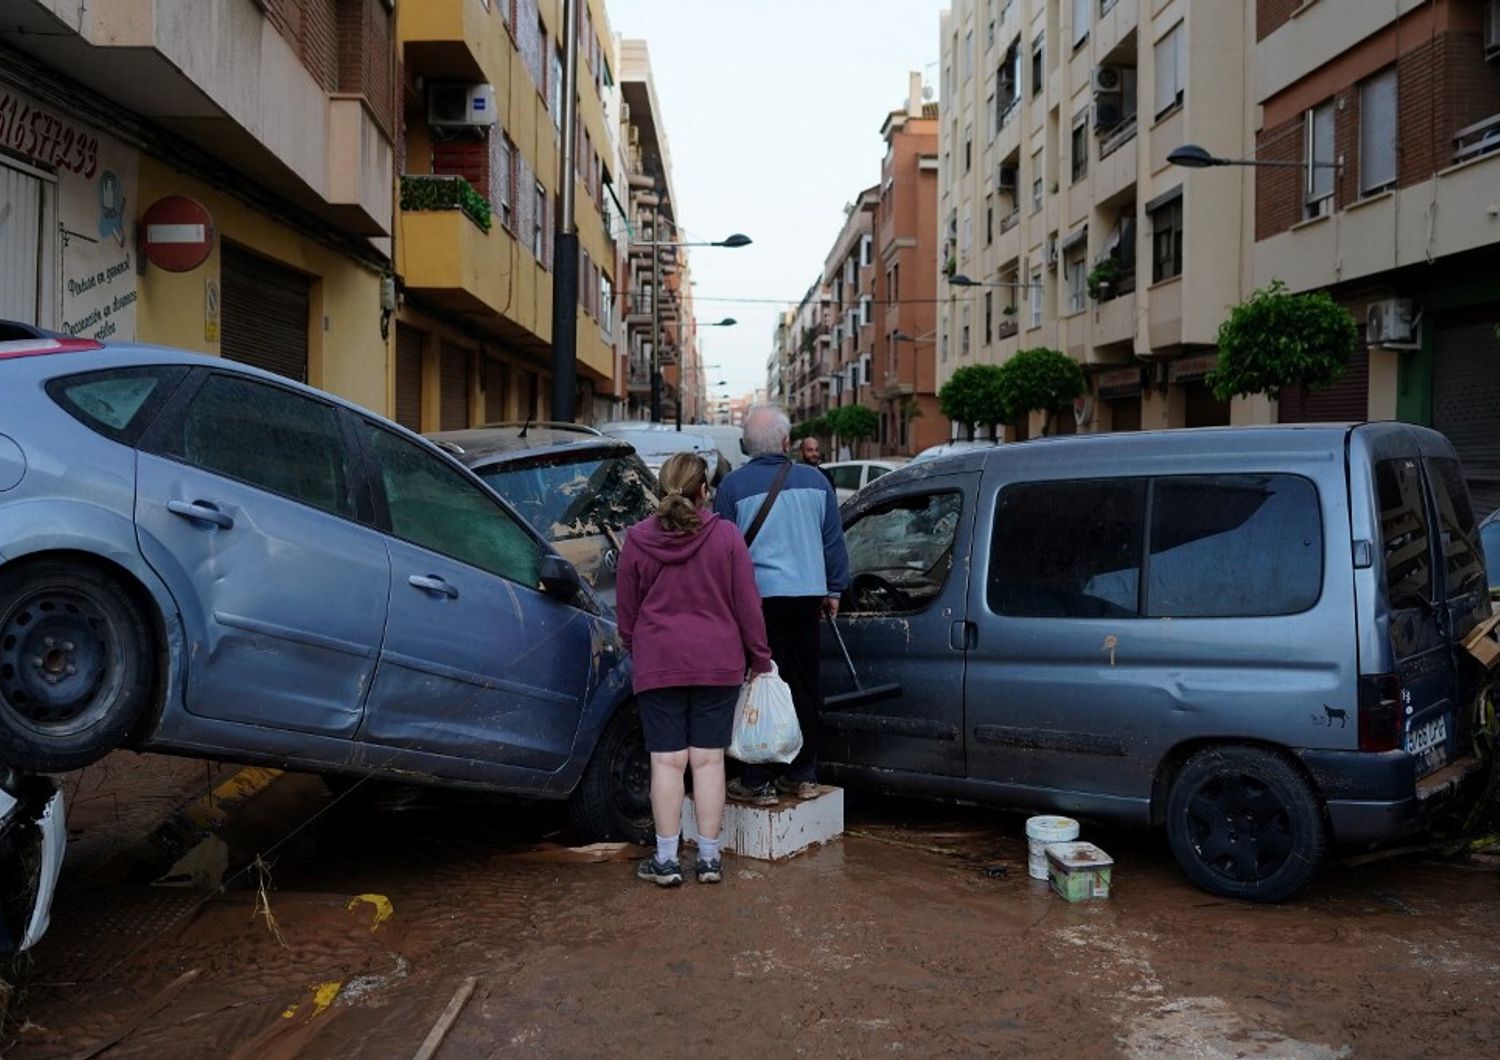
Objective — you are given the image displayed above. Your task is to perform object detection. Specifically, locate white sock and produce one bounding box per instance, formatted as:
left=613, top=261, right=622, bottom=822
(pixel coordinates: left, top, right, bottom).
left=697, top=834, right=721, bottom=862
left=655, top=833, right=679, bottom=865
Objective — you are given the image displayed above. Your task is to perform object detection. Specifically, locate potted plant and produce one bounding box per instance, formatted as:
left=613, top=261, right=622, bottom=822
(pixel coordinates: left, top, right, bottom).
left=1086, top=257, right=1122, bottom=301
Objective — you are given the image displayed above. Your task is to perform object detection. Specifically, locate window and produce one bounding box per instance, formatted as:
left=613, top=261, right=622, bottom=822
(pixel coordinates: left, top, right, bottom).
left=843, top=492, right=963, bottom=615
left=962, top=210, right=972, bottom=252
left=999, top=42, right=1021, bottom=118
left=158, top=374, right=354, bottom=519
left=1360, top=68, right=1398, bottom=195
left=48, top=367, right=185, bottom=444
left=964, top=30, right=974, bottom=80
left=1073, top=0, right=1090, bottom=46
left=965, top=125, right=973, bottom=172
left=1029, top=269, right=1043, bottom=326
left=829, top=465, right=863, bottom=493
left=1066, top=247, right=1087, bottom=313
left=1147, top=476, right=1323, bottom=617
left=600, top=273, right=613, bottom=335
left=1154, top=23, right=1185, bottom=117
left=941, top=332, right=949, bottom=362
left=860, top=294, right=873, bottom=327
left=1071, top=112, right=1089, bottom=182
left=1031, top=33, right=1045, bottom=97
left=1426, top=458, right=1486, bottom=599
left=367, top=423, right=541, bottom=587
left=961, top=307, right=971, bottom=356
left=533, top=182, right=546, bottom=261
left=990, top=479, right=1145, bottom=618
left=1032, top=175, right=1043, bottom=213
left=984, top=291, right=993, bottom=343
left=860, top=233, right=873, bottom=268
left=477, top=451, right=656, bottom=554
left=1377, top=458, right=1433, bottom=611
left=986, top=195, right=995, bottom=244
left=892, top=263, right=900, bottom=301
left=1305, top=100, right=1335, bottom=217
left=1150, top=195, right=1183, bottom=282
left=987, top=0, right=997, bottom=48
left=550, top=47, right=565, bottom=126
left=493, top=133, right=514, bottom=230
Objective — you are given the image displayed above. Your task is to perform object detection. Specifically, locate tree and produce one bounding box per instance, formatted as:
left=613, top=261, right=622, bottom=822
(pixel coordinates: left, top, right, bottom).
left=826, top=404, right=878, bottom=441
left=1206, top=280, right=1361, bottom=402
left=790, top=415, right=827, bottom=443
left=938, top=364, right=1011, bottom=440
left=998, top=347, right=1085, bottom=435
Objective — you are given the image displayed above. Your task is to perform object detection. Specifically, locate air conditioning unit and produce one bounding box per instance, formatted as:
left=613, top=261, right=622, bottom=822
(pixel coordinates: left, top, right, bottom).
left=1094, top=98, right=1124, bottom=132
left=1092, top=66, right=1123, bottom=93
left=1486, top=0, right=1500, bottom=59
left=428, top=83, right=496, bottom=127
left=1366, top=299, right=1417, bottom=345
left=997, top=165, right=1018, bottom=191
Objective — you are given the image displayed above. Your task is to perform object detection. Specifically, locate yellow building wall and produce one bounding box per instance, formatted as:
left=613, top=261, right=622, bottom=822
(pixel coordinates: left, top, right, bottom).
left=133, top=154, right=390, bottom=415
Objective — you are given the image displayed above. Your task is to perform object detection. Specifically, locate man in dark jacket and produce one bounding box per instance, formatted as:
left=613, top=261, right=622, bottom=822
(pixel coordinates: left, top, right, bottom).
left=715, top=404, right=849, bottom=803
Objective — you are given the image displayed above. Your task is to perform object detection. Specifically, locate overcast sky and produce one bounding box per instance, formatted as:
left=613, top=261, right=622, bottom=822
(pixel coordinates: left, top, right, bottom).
left=607, top=0, right=950, bottom=401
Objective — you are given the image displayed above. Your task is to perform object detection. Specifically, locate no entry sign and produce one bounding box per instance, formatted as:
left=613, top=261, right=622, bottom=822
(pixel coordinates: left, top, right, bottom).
left=139, top=196, right=215, bottom=272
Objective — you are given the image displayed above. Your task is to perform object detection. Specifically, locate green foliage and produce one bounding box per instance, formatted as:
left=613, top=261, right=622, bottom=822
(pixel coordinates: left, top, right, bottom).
left=1086, top=257, right=1122, bottom=300
left=1206, top=280, right=1360, bottom=402
left=791, top=415, right=827, bottom=442
left=400, top=175, right=492, bottom=232
left=826, top=404, right=879, bottom=440
left=938, top=364, right=1010, bottom=439
left=999, top=347, right=1085, bottom=424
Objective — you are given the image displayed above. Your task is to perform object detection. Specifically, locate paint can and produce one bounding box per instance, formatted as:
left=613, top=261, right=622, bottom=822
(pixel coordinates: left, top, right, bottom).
left=1025, top=815, right=1079, bottom=880
left=1046, top=841, right=1114, bottom=902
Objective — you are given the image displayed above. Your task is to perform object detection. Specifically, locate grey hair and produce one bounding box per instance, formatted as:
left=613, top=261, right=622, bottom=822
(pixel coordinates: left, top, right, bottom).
left=743, top=404, right=791, bottom=457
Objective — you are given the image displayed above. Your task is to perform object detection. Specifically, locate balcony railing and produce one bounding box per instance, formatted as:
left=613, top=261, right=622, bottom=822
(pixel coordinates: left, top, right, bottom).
left=1454, top=114, right=1500, bottom=165
left=1099, top=115, right=1138, bottom=161
left=999, top=209, right=1020, bottom=234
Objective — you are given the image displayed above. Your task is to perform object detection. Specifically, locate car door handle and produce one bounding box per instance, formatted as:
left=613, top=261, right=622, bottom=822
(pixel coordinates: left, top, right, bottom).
left=950, top=620, right=977, bottom=651
left=167, top=500, right=234, bottom=529
left=408, top=574, right=459, bottom=599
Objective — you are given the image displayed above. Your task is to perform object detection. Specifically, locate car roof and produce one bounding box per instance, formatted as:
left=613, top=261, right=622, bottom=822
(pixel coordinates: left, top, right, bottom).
left=427, top=425, right=632, bottom=466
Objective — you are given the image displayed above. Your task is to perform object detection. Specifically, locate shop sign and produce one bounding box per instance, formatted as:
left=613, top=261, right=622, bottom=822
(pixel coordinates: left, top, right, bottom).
left=1096, top=367, right=1143, bottom=400
left=1168, top=353, right=1219, bottom=384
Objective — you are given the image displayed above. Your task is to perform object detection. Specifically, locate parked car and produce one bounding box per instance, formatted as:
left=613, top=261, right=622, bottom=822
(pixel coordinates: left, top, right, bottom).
left=428, top=423, right=657, bottom=603
left=0, top=325, right=648, bottom=842
left=909, top=438, right=1002, bottom=463
left=820, top=424, right=1493, bottom=902
left=697, top=424, right=750, bottom=470
left=599, top=423, right=730, bottom=485
left=0, top=768, right=64, bottom=955
left=1481, top=509, right=1500, bottom=603
left=823, top=459, right=908, bottom=505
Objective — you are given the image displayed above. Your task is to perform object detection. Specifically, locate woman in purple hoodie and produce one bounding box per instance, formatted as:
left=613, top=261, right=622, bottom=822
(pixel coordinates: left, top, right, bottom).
left=616, top=451, right=774, bottom=887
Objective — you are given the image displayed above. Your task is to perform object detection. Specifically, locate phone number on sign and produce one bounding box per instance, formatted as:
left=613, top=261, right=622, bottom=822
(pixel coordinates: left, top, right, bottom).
left=0, top=93, right=99, bottom=178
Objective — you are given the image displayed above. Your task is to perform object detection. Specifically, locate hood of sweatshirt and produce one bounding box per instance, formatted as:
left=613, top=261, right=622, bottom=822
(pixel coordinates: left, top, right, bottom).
left=627, top=511, right=726, bottom=566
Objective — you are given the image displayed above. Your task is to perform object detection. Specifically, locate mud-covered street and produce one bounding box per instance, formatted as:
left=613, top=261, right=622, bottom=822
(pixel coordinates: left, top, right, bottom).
left=0, top=753, right=1496, bottom=1058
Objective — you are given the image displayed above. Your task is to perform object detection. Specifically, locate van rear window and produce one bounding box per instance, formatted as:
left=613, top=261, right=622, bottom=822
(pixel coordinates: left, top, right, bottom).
left=1375, top=458, right=1433, bottom=611
left=1426, top=458, right=1485, bottom=599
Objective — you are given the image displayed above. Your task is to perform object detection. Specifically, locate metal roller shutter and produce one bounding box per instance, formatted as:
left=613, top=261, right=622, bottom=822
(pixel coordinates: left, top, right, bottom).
left=439, top=344, right=470, bottom=430
left=221, top=243, right=310, bottom=382
left=484, top=356, right=509, bottom=423
left=1433, top=311, right=1500, bottom=519
left=1277, top=347, right=1369, bottom=423
left=0, top=163, right=44, bottom=325
left=394, top=325, right=424, bottom=431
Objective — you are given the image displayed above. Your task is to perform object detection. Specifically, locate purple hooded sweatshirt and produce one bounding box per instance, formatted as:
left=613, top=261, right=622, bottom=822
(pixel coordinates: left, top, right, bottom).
left=615, top=511, right=774, bottom=694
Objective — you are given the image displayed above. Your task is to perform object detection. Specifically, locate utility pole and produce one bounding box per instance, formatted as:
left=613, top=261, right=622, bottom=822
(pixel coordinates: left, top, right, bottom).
left=649, top=197, right=663, bottom=423
left=549, top=0, right=580, bottom=423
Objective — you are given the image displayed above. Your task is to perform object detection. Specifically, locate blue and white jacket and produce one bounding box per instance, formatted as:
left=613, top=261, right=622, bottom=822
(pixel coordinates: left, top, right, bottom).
left=713, top=455, right=850, bottom=600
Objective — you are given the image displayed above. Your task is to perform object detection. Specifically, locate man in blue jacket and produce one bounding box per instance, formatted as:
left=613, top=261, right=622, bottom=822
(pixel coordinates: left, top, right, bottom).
left=715, top=404, right=850, bottom=804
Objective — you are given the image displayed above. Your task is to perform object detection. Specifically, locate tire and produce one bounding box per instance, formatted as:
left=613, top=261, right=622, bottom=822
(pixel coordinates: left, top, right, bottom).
left=0, top=561, right=155, bottom=773
left=568, top=701, right=652, bottom=844
left=1164, top=745, right=1326, bottom=903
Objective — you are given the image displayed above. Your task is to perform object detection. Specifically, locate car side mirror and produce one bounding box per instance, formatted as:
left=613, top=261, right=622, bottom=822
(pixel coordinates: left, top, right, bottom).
left=539, top=554, right=583, bottom=599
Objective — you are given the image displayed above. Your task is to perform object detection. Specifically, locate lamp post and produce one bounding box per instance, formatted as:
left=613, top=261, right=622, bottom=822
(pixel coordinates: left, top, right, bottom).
left=947, top=274, right=1039, bottom=289
left=678, top=321, right=736, bottom=430
left=1167, top=143, right=1342, bottom=171
left=549, top=0, right=581, bottom=423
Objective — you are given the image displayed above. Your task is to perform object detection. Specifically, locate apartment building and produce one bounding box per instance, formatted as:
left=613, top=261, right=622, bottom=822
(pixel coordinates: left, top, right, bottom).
left=785, top=281, right=832, bottom=427
left=1252, top=0, right=1500, bottom=513
left=1, top=0, right=396, bottom=412
left=395, top=0, right=621, bottom=429
left=937, top=0, right=1257, bottom=436
left=824, top=187, right=880, bottom=451
left=617, top=39, right=699, bottom=424
left=873, top=77, right=947, bottom=456
left=766, top=308, right=795, bottom=408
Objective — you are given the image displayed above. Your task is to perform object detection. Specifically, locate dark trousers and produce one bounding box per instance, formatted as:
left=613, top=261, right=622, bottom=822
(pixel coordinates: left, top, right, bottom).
left=743, top=596, right=823, bottom=786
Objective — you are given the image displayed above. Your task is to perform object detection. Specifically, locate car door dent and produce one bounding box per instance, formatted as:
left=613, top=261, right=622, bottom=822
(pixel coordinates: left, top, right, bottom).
left=379, top=649, right=577, bottom=706
left=212, top=611, right=379, bottom=660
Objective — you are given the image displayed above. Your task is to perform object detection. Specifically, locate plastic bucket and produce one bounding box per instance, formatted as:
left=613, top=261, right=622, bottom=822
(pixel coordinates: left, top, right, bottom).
left=1025, top=815, right=1080, bottom=880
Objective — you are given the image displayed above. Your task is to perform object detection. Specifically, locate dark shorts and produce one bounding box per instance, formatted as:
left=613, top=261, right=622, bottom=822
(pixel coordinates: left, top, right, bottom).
left=638, top=685, right=740, bottom=753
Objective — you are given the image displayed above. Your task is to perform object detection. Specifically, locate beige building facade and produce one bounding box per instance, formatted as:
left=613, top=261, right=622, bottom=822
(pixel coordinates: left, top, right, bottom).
left=937, top=0, right=1263, bottom=437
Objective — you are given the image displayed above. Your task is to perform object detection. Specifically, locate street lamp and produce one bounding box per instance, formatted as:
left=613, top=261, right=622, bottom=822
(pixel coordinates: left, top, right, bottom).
left=948, top=274, right=1039, bottom=289
left=1167, top=143, right=1342, bottom=171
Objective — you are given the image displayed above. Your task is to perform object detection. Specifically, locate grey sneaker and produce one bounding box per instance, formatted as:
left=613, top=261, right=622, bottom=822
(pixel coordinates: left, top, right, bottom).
left=726, top=778, right=778, bottom=806
left=637, top=856, right=683, bottom=887
left=695, top=857, right=723, bottom=884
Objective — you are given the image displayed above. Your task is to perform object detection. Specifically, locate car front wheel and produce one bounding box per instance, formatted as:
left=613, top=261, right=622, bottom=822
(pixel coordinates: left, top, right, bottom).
left=568, top=701, right=652, bottom=844
left=1164, top=745, right=1326, bottom=903
left=0, top=561, right=155, bottom=773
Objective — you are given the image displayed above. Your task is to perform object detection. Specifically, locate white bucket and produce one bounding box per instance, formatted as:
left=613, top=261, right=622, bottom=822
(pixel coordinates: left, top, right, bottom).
left=1025, top=815, right=1080, bottom=880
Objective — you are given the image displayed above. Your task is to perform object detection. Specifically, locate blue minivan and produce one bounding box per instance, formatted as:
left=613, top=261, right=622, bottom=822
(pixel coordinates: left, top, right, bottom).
left=823, top=424, right=1493, bottom=901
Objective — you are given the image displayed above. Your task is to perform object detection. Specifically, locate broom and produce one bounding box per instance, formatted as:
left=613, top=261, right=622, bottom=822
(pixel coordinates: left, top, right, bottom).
left=824, top=615, right=903, bottom=709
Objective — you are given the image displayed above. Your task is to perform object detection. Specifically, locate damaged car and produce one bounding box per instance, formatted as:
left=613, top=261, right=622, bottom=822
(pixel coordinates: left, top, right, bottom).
left=821, top=425, right=1494, bottom=902
left=0, top=326, right=649, bottom=842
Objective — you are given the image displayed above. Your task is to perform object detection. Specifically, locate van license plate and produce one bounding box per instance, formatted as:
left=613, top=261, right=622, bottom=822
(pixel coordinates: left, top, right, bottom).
left=1406, top=715, right=1449, bottom=761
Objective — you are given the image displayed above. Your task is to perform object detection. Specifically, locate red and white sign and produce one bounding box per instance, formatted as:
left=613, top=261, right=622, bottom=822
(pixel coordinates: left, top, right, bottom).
left=139, top=196, right=215, bottom=273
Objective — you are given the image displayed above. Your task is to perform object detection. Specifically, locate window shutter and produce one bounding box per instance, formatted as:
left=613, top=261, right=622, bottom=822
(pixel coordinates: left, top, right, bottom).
left=1073, top=0, right=1089, bottom=45
left=1360, top=68, right=1398, bottom=193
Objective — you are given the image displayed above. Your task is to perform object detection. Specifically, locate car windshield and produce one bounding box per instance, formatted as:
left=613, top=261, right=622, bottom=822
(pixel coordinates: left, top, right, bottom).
left=1482, top=519, right=1500, bottom=593
left=478, top=450, right=657, bottom=544
left=605, top=429, right=717, bottom=463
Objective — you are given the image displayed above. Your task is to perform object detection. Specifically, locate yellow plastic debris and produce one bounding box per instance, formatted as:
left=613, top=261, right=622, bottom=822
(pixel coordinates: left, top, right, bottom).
left=348, top=893, right=394, bottom=933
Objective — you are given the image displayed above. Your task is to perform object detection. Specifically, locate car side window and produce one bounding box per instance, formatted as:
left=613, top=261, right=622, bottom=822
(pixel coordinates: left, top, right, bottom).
left=989, top=479, right=1145, bottom=618
left=866, top=465, right=893, bottom=484
left=366, top=424, right=542, bottom=588
left=842, top=491, right=962, bottom=615
left=155, top=373, right=354, bottom=518
left=46, top=367, right=186, bottom=445
left=829, top=465, right=863, bottom=493
left=1425, top=458, right=1485, bottom=599
left=1376, top=458, right=1433, bottom=610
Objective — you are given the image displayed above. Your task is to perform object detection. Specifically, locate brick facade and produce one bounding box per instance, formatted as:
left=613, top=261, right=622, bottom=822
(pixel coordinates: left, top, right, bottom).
left=1257, top=0, right=1302, bottom=42
left=258, top=0, right=395, bottom=133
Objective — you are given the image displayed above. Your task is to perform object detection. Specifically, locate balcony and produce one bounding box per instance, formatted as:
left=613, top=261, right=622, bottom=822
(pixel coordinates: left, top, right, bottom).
left=401, top=0, right=493, bottom=83
left=1092, top=288, right=1136, bottom=352
left=1454, top=114, right=1500, bottom=165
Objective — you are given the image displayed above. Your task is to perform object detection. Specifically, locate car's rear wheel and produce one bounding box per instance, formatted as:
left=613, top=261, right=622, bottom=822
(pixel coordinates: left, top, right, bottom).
left=568, top=701, right=652, bottom=844
left=0, top=561, right=155, bottom=773
left=1164, top=745, right=1326, bottom=903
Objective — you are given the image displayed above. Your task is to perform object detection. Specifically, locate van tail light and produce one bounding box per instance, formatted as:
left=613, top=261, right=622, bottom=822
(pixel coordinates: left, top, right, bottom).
left=1358, top=673, right=1406, bottom=752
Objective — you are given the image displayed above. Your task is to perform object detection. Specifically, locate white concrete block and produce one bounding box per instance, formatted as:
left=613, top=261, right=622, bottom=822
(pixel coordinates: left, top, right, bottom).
left=681, top=786, right=844, bottom=862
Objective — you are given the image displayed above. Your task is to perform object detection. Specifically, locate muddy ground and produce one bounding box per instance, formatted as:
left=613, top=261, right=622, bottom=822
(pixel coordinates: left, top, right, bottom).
left=5, top=753, right=1500, bottom=1058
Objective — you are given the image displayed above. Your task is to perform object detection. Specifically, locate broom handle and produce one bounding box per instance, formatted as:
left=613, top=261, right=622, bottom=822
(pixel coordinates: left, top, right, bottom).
left=826, top=615, right=864, bottom=692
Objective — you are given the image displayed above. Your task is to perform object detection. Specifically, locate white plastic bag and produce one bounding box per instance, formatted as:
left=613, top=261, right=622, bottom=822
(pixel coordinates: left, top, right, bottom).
left=728, top=664, right=802, bottom=765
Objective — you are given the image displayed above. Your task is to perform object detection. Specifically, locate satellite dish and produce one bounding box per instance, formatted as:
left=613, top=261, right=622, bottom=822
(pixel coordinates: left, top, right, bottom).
left=922, top=85, right=935, bottom=101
